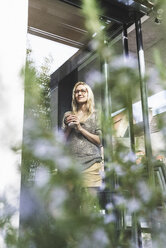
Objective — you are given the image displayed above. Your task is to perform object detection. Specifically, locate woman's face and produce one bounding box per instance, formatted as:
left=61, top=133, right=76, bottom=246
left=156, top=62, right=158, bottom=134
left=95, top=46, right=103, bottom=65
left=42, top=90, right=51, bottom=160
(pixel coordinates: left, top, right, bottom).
left=74, top=84, right=88, bottom=104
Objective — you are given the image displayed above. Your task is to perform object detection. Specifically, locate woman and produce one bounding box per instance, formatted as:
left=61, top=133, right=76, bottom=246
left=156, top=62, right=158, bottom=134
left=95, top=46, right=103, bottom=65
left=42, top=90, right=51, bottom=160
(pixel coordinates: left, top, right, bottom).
left=62, top=82, right=103, bottom=190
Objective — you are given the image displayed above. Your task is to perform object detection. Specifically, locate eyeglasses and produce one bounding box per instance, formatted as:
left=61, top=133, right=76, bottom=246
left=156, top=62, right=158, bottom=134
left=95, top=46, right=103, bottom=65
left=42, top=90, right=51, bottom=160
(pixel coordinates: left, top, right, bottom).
left=74, top=89, right=87, bottom=95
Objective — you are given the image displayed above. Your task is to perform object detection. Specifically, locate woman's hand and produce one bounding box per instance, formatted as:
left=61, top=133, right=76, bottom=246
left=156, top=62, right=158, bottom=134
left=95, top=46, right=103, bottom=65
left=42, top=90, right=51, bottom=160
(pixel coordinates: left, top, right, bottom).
left=65, top=115, right=82, bottom=130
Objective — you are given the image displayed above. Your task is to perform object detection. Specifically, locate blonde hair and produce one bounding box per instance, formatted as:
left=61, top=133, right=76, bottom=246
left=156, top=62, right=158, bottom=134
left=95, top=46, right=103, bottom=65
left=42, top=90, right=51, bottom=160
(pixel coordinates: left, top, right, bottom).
left=72, top=82, right=95, bottom=121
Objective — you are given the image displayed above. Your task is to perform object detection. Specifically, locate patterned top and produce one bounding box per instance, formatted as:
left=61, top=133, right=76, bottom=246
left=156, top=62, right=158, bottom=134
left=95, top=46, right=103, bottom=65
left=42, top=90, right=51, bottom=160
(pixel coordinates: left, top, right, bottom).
left=62, top=111, right=102, bottom=170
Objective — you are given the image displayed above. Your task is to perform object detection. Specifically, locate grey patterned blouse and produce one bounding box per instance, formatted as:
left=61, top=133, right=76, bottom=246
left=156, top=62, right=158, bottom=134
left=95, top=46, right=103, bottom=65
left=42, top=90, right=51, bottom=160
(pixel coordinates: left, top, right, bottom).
left=62, top=111, right=102, bottom=170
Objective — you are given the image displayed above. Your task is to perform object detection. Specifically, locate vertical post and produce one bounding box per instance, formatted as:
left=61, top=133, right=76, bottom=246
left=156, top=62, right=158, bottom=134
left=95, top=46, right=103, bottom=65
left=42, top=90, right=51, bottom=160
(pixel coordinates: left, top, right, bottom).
left=104, top=60, right=110, bottom=118
left=122, top=24, right=135, bottom=153
left=103, top=59, right=113, bottom=161
left=122, top=24, right=142, bottom=248
left=135, top=17, right=154, bottom=185
left=102, top=37, right=114, bottom=162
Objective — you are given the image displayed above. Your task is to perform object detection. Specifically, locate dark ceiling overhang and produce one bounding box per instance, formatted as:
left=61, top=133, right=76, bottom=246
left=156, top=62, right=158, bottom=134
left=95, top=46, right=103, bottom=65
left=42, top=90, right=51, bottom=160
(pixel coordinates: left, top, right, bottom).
left=28, top=0, right=152, bottom=48
left=60, top=0, right=150, bottom=23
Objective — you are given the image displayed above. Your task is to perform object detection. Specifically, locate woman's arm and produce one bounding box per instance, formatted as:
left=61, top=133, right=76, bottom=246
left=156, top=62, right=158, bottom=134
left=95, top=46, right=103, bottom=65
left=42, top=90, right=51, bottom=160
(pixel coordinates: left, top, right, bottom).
left=77, top=126, right=101, bottom=146
left=62, top=113, right=72, bottom=139
left=63, top=126, right=72, bottom=139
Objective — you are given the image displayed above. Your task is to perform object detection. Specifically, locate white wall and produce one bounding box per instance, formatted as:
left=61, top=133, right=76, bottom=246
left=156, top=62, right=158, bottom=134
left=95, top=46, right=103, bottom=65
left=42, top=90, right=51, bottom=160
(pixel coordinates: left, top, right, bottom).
left=0, top=0, right=28, bottom=246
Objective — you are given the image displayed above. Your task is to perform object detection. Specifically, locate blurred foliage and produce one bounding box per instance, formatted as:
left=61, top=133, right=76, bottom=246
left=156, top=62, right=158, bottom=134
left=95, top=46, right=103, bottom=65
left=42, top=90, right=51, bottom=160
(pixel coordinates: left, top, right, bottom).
left=1, top=0, right=166, bottom=248
left=19, top=51, right=109, bottom=248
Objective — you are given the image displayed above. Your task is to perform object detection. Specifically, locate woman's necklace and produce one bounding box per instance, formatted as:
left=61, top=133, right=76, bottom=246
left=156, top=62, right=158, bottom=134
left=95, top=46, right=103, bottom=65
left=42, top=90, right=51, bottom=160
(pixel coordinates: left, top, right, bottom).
left=77, top=110, right=84, bottom=119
